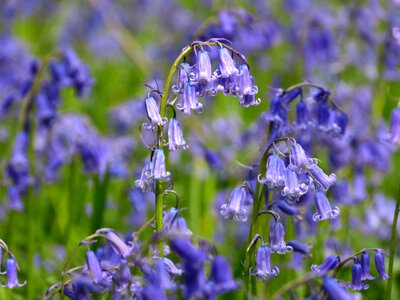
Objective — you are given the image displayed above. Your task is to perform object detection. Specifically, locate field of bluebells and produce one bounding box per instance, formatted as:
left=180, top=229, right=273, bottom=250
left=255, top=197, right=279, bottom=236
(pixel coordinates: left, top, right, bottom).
left=1, top=0, right=400, bottom=299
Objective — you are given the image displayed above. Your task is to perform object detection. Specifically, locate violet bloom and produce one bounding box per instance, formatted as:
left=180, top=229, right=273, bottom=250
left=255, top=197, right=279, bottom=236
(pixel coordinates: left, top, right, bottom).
left=276, top=200, right=300, bottom=216
left=374, top=249, right=389, bottom=280
left=307, top=165, right=336, bottom=191
left=205, top=255, right=239, bottom=297
left=311, top=255, right=340, bottom=276
left=172, top=62, right=190, bottom=93
left=360, top=251, right=375, bottom=281
left=269, top=221, right=293, bottom=254
left=85, top=251, right=103, bottom=284
left=347, top=258, right=368, bottom=290
left=389, top=107, right=400, bottom=145
left=258, top=153, right=286, bottom=188
left=1, top=258, right=26, bottom=288
left=288, top=142, right=317, bottom=172
left=177, top=82, right=203, bottom=115
left=313, top=190, right=340, bottom=222
left=217, top=47, right=238, bottom=78
left=294, top=100, right=313, bottom=130
left=281, top=169, right=309, bottom=199
left=170, top=238, right=207, bottom=267
left=237, top=64, right=260, bottom=107
left=151, top=149, right=171, bottom=182
left=143, top=97, right=166, bottom=131
left=250, top=245, right=279, bottom=282
left=168, top=117, right=187, bottom=151
left=287, top=240, right=310, bottom=256
left=220, top=185, right=249, bottom=222
left=162, top=257, right=182, bottom=276
left=196, top=50, right=212, bottom=83
left=96, top=229, right=134, bottom=259
left=135, top=160, right=154, bottom=192
left=322, top=277, right=354, bottom=300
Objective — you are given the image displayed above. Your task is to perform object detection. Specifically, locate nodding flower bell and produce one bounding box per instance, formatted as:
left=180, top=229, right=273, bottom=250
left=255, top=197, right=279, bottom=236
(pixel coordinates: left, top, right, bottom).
left=322, top=277, right=354, bottom=300
left=1, top=258, right=26, bottom=288
left=250, top=244, right=279, bottom=282
left=258, top=153, right=286, bottom=188
left=374, top=249, right=389, bottom=280
left=288, top=142, right=317, bottom=172
left=143, top=97, right=167, bottom=131
left=220, top=185, right=250, bottom=222
left=307, top=165, right=336, bottom=191
left=313, top=190, right=340, bottom=222
left=177, top=82, right=203, bottom=115
left=347, top=258, right=368, bottom=290
left=96, top=229, right=134, bottom=259
left=195, top=50, right=212, bottom=83
left=281, top=169, right=309, bottom=199
left=360, top=251, right=375, bottom=281
left=172, top=63, right=190, bottom=93
left=168, top=117, right=187, bottom=151
left=294, top=100, right=313, bottom=131
left=151, top=149, right=171, bottom=182
left=311, top=255, right=340, bottom=276
left=237, top=64, right=260, bottom=107
left=205, top=255, right=239, bottom=297
left=217, top=47, right=238, bottom=78
left=269, top=221, right=293, bottom=254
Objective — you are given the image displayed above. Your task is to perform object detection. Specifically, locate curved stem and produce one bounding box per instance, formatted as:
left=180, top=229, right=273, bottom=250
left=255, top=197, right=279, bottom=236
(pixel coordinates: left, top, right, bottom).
left=285, top=82, right=328, bottom=94
left=386, top=185, right=400, bottom=300
left=332, top=248, right=379, bottom=277
left=271, top=273, right=320, bottom=300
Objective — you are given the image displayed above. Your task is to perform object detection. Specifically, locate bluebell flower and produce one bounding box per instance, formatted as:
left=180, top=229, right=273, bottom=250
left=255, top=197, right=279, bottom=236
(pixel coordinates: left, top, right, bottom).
left=258, top=153, right=286, bottom=188
left=143, top=97, right=167, bottom=131
left=293, top=100, right=313, bottom=131
left=162, top=257, right=182, bottom=276
left=311, top=255, right=340, bottom=276
left=151, top=149, right=171, bottom=182
left=236, top=64, right=260, bottom=107
left=276, top=199, right=300, bottom=215
left=217, top=47, right=238, bottom=78
left=141, top=283, right=167, bottom=300
left=85, top=250, right=103, bottom=284
left=172, top=63, right=191, bottom=93
left=322, top=277, right=354, bottom=300
left=177, top=82, right=203, bottom=115
left=205, top=255, right=239, bottom=298
left=307, top=165, right=336, bottom=191
left=170, top=238, right=207, bottom=266
left=1, top=258, right=26, bottom=288
left=374, top=249, right=389, bottom=280
left=269, top=221, right=293, bottom=254
left=360, top=251, right=375, bottom=281
left=281, top=169, right=309, bottom=199
left=287, top=240, right=310, bottom=256
left=250, top=244, right=279, bottom=282
left=313, top=190, right=340, bottom=222
left=288, top=142, right=317, bottom=172
left=220, top=185, right=249, bottom=222
left=96, top=229, right=134, bottom=259
left=168, top=117, right=187, bottom=151
left=347, top=258, right=368, bottom=290
left=195, top=50, right=212, bottom=83
left=182, top=262, right=206, bottom=299
left=389, top=107, right=400, bottom=145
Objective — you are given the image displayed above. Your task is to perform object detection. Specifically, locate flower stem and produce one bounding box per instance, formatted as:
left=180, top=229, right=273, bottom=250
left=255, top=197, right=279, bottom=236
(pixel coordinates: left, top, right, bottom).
left=155, top=180, right=164, bottom=254
left=386, top=185, right=400, bottom=300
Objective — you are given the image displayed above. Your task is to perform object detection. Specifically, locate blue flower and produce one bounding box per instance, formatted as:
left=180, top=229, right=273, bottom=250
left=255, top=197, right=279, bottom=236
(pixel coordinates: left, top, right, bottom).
left=258, top=153, right=286, bottom=188
left=1, top=258, right=26, bottom=288
left=374, top=249, right=389, bottom=280
left=311, top=255, right=340, bottom=276
left=205, top=255, right=239, bottom=297
left=313, top=190, right=340, bottom=222
left=250, top=244, right=279, bottom=282
left=288, top=141, right=317, bottom=172
left=168, top=117, right=187, bottom=151
left=96, top=229, right=134, bottom=259
left=322, top=277, right=354, bottom=300
left=307, top=165, right=336, bottom=191
left=346, top=258, right=368, bottom=290
left=151, top=149, right=171, bottom=182
left=360, top=251, right=375, bottom=281
left=269, top=221, right=293, bottom=254
left=281, top=169, right=309, bottom=199
left=143, top=97, right=167, bottom=131
left=177, top=82, right=203, bottom=115
left=220, top=185, right=249, bottom=222
left=217, top=47, right=238, bottom=78
left=195, top=50, right=212, bottom=83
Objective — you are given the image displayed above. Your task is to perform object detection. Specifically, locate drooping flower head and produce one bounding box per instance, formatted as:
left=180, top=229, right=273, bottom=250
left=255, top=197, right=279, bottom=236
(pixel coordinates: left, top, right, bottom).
left=220, top=185, right=250, bottom=222
left=250, top=244, right=279, bottom=282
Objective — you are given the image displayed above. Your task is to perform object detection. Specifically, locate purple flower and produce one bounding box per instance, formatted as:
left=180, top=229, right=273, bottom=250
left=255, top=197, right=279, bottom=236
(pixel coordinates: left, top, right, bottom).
left=135, top=160, right=155, bottom=192
left=313, top=190, right=340, bottom=222
left=269, top=221, right=293, bottom=254
left=195, top=50, right=212, bottom=83
left=151, top=149, right=171, bottom=182
left=287, top=240, right=310, bottom=256
left=96, top=229, right=134, bottom=259
left=360, top=251, right=375, bottom=281
left=322, top=277, right=354, bottom=300
left=311, top=255, right=340, bottom=276
left=237, top=64, right=260, bottom=107
left=276, top=199, right=300, bottom=215
left=173, top=63, right=191, bottom=93
left=1, top=258, right=26, bottom=288
left=293, top=100, right=313, bottom=130
left=168, top=117, right=187, bottom=151
left=205, top=255, right=239, bottom=297
left=281, top=169, right=309, bottom=199
left=250, top=244, right=279, bottom=282
left=307, top=165, right=336, bottom=191
left=170, top=238, right=207, bottom=266
left=143, top=97, right=167, bottom=131
left=217, top=48, right=238, bottom=78
left=288, top=142, right=317, bottom=171
left=347, top=258, right=368, bottom=290
left=177, top=82, right=203, bottom=115
left=258, top=153, right=286, bottom=188
left=374, top=249, right=389, bottom=280
left=220, top=185, right=249, bottom=222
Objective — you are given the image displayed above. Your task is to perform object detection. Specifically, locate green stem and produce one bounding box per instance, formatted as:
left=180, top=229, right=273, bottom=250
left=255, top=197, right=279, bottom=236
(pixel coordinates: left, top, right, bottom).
left=90, top=172, right=110, bottom=234
left=155, top=181, right=164, bottom=235
left=386, top=185, right=400, bottom=300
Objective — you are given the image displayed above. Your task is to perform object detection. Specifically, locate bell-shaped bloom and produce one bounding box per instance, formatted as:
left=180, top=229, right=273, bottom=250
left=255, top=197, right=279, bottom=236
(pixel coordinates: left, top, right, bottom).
left=217, top=48, right=238, bottom=78
left=168, top=117, right=187, bottom=151
left=85, top=251, right=103, bottom=284
left=360, top=251, right=375, bottom=281
left=374, top=249, right=389, bottom=280
left=162, top=257, right=182, bottom=276
left=195, top=50, right=212, bottom=83
left=307, top=165, right=336, bottom=191
left=311, top=255, right=340, bottom=276
left=294, top=100, right=313, bottom=131
left=347, top=258, right=368, bottom=290
left=258, top=153, right=286, bottom=188
left=281, top=169, right=309, bottom=199
left=313, top=190, right=340, bottom=222
left=288, top=142, right=317, bottom=172
left=172, top=63, right=191, bottom=93
left=276, top=200, right=300, bottom=216
left=170, top=238, right=207, bottom=267
left=220, top=186, right=249, bottom=222
left=322, top=277, right=354, bottom=300
left=269, top=221, right=293, bottom=254
left=1, top=258, right=26, bottom=288
left=151, top=149, right=171, bottom=182
left=287, top=241, right=310, bottom=256
left=205, top=255, right=239, bottom=297
left=135, top=160, right=155, bottom=192
left=143, top=97, right=166, bottom=131
left=250, top=245, right=279, bottom=282
left=237, top=64, right=260, bottom=107
left=177, top=82, right=203, bottom=115
left=96, top=229, right=134, bottom=259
